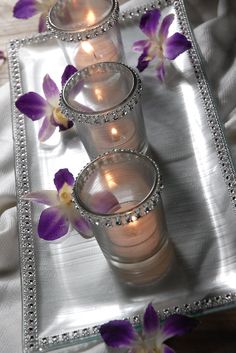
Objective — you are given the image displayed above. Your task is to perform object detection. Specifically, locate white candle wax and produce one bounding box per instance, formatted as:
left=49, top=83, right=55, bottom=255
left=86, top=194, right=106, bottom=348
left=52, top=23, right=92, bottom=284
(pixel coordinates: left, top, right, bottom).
left=75, top=37, right=119, bottom=70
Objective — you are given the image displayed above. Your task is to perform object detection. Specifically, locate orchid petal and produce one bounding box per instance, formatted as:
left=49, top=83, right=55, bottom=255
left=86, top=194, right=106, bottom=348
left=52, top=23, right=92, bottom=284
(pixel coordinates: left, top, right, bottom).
left=15, top=92, right=48, bottom=121
left=13, top=0, right=38, bottom=19
left=143, top=303, right=160, bottom=335
left=163, top=344, right=176, bottom=353
left=23, top=190, right=58, bottom=206
left=38, top=116, right=56, bottom=142
left=140, top=9, right=161, bottom=37
left=57, top=118, right=74, bottom=131
left=38, top=13, right=47, bottom=32
left=38, top=206, right=69, bottom=240
left=43, top=74, right=60, bottom=106
left=61, top=65, right=78, bottom=86
left=164, top=32, right=192, bottom=60
left=68, top=206, right=93, bottom=238
left=137, top=47, right=151, bottom=72
left=159, top=14, right=175, bottom=39
left=89, top=191, right=120, bottom=214
left=54, top=168, right=74, bottom=192
left=133, top=40, right=149, bottom=52
left=156, top=63, right=165, bottom=82
left=0, top=51, right=6, bottom=62
left=100, top=320, right=136, bottom=348
left=161, top=314, right=198, bottom=341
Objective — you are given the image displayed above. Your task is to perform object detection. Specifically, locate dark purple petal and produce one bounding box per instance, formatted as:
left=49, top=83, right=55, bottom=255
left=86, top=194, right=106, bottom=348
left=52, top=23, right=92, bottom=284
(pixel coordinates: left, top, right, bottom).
left=159, top=14, right=175, bottom=39
left=100, top=320, right=136, bottom=348
left=38, top=206, right=69, bottom=240
left=0, top=50, right=6, bottom=62
left=43, top=74, right=60, bottom=106
left=15, top=92, right=48, bottom=120
left=156, top=63, right=165, bottom=82
left=13, top=0, right=38, bottom=19
left=143, top=303, right=160, bottom=335
left=23, top=190, right=58, bottom=206
left=161, top=314, right=198, bottom=341
left=38, top=116, right=56, bottom=142
left=133, top=40, right=149, bottom=52
left=69, top=207, right=93, bottom=238
left=58, top=119, right=74, bottom=131
left=61, top=65, right=77, bottom=86
left=163, top=344, right=176, bottom=353
left=140, top=9, right=161, bottom=37
left=38, top=13, right=47, bottom=32
left=89, top=191, right=120, bottom=214
left=54, top=168, right=74, bottom=192
left=137, top=48, right=151, bottom=72
left=164, top=32, right=192, bottom=60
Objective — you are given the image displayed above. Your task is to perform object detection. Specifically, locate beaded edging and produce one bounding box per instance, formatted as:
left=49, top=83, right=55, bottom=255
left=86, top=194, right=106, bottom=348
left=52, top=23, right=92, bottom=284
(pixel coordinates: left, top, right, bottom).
left=47, top=0, right=120, bottom=42
left=8, top=1, right=236, bottom=352
left=72, top=149, right=161, bottom=226
left=60, top=62, right=142, bottom=125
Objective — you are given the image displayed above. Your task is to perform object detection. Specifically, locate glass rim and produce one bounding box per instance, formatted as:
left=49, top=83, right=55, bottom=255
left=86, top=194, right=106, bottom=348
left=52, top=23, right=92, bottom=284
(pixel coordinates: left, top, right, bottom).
left=72, top=149, right=162, bottom=227
left=60, top=62, right=142, bottom=125
left=46, top=0, right=119, bottom=42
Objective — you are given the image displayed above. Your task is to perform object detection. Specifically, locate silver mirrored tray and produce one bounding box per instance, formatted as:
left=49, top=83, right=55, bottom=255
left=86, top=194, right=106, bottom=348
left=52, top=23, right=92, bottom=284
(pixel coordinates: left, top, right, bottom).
left=8, top=0, right=236, bottom=352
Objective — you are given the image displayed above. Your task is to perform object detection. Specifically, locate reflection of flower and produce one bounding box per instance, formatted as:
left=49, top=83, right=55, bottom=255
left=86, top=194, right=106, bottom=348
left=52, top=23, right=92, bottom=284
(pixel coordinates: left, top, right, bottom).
left=133, top=9, right=192, bottom=81
left=24, top=168, right=120, bottom=241
left=100, top=303, right=197, bottom=352
left=13, top=0, right=56, bottom=32
left=0, top=51, right=6, bottom=66
left=15, top=65, right=77, bottom=142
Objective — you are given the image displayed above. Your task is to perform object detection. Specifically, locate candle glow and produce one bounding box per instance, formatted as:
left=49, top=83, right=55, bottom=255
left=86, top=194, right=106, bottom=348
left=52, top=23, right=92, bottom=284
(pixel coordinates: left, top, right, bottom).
left=86, top=9, right=96, bottom=25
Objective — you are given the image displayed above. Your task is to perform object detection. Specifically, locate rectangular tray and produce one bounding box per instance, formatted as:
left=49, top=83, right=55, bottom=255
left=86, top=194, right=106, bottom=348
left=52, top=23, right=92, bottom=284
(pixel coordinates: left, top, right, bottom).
left=8, top=0, right=236, bottom=352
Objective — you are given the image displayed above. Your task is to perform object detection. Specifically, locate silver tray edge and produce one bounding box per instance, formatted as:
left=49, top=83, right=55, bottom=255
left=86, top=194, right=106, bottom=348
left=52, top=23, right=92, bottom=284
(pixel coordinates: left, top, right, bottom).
left=8, top=0, right=236, bottom=352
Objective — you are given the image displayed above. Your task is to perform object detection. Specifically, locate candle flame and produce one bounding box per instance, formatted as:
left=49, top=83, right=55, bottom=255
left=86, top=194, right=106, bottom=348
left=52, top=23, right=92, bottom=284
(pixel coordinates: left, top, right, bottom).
left=111, top=127, right=118, bottom=136
left=95, top=88, right=103, bottom=101
left=81, top=41, right=94, bottom=54
left=86, top=10, right=96, bottom=25
left=105, top=172, right=117, bottom=188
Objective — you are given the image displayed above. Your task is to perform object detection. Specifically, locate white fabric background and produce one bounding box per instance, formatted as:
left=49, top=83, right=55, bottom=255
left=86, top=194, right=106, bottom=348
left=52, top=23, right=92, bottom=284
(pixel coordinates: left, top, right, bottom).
left=0, top=0, right=235, bottom=352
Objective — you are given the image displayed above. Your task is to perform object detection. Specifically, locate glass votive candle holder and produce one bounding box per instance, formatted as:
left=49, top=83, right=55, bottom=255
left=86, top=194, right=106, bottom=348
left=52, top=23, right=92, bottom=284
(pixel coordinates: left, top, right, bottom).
left=60, top=62, right=148, bottom=159
left=72, top=150, right=173, bottom=285
left=47, top=0, right=124, bottom=69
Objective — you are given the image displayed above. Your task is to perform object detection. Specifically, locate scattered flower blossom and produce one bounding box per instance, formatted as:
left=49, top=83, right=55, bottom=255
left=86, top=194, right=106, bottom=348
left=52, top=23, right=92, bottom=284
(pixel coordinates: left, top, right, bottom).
left=24, top=168, right=119, bottom=241
left=15, top=65, right=77, bottom=142
left=100, top=303, right=198, bottom=352
left=133, top=9, right=192, bottom=81
left=0, top=51, right=6, bottom=66
left=13, top=0, right=56, bottom=32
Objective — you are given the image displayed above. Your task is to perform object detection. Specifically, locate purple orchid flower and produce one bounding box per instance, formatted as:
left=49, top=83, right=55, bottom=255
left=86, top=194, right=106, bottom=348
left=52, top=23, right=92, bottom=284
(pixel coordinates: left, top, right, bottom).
left=24, top=168, right=120, bottom=241
left=13, top=0, right=56, bottom=32
left=133, top=9, right=192, bottom=81
left=15, top=65, right=77, bottom=142
left=100, top=303, right=198, bottom=352
left=0, top=50, right=6, bottom=66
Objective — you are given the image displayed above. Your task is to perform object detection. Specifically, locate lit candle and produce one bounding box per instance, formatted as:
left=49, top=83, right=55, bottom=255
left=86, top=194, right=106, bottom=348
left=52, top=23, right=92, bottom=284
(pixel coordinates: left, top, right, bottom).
left=60, top=62, right=148, bottom=159
left=47, top=0, right=124, bottom=69
left=75, top=37, right=119, bottom=70
left=73, top=150, right=173, bottom=285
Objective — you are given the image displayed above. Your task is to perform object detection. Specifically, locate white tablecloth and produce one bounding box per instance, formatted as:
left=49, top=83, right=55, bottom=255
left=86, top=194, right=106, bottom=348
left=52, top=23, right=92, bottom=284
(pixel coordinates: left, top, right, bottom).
left=0, top=0, right=235, bottom=352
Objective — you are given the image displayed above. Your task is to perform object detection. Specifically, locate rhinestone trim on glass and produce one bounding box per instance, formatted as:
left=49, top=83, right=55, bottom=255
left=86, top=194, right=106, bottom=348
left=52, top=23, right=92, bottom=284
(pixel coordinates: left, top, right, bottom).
left=72, top=149, right=162, bottom=226
left=47, top=0, right=120, bottom=42
left=60, top=62, right=142, bottom=125
left=8, top=1, right=236, bottom=352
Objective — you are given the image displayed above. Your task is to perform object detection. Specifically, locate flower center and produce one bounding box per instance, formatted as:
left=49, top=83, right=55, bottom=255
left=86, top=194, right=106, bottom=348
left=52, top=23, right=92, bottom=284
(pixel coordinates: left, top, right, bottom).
left=53, top=107, right=70, bottom=128
left=59, top=183, right=72, bottom=205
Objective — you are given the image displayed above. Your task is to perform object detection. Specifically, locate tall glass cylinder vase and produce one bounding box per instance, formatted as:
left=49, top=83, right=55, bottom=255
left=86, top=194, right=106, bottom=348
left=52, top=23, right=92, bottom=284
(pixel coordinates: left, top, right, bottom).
left=47, top=0, right=124, bottom=69
left=73, top=150, right=173, bottom=285
left=60, top=62, right=148, bottom=159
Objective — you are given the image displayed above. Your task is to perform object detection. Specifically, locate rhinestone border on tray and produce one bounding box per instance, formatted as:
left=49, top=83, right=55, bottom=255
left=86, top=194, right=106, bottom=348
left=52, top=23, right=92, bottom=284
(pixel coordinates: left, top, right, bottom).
left=8, top=0, right=236, bottom=352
